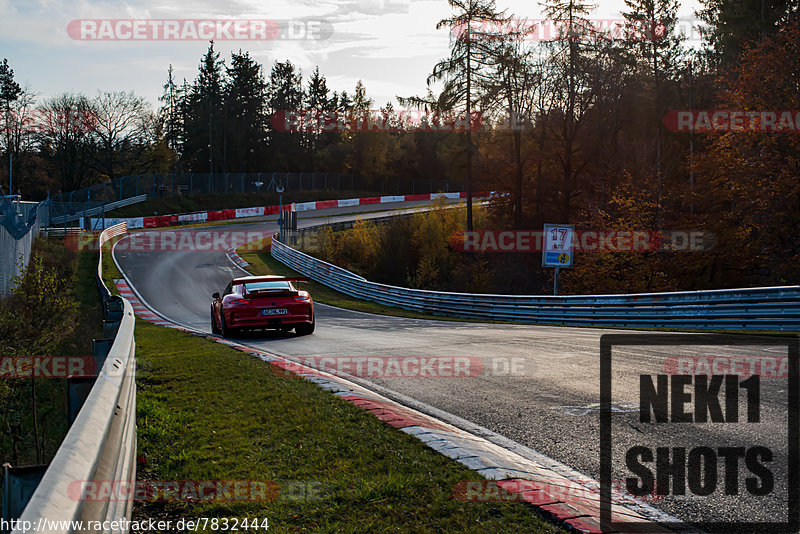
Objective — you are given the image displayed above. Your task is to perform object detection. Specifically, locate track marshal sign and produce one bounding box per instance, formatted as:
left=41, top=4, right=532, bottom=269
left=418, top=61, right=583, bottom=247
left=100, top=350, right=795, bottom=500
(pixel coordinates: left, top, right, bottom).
left=542, top=224, right=574, bottom=267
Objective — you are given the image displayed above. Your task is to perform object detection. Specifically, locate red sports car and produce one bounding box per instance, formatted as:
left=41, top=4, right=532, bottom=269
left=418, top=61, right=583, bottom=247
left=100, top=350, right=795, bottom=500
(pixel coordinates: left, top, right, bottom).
left=211, top=275, right=315, bottom=337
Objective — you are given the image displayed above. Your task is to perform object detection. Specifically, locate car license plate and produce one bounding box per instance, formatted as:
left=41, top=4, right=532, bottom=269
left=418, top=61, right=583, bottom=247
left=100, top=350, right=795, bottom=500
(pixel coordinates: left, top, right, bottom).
left=262, top=308, right=288, bottom=316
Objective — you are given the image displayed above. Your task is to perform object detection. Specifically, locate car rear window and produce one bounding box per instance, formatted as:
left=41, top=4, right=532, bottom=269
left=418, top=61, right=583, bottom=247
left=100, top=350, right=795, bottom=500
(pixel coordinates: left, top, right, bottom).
left=243, top=281, right=292, bottom=292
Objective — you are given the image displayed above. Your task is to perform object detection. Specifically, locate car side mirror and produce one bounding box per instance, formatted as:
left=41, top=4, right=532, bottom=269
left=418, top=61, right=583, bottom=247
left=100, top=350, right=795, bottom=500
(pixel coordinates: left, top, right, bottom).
left=212, top=292, right=220, bottom=299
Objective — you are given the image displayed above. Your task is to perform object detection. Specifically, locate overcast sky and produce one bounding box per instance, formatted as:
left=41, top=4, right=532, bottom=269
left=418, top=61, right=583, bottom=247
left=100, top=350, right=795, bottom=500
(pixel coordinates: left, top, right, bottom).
left=0, top=0, right=703, bottom=112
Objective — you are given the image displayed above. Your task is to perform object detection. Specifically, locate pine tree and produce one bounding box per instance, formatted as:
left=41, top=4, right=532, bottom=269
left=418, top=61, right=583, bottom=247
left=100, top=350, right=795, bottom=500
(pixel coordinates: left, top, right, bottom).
left=540, top=0, right=598, bottom=222
left=158, top=65, right=182, bottom=158
left=622, top=0, right=686, bottom=227
left=306, top=67, right=332, bottom=111
left=698, top=0, right=796, bottom=67
left=305, top=67, right=334, bottom=167
left=0, top=58, right=22, bottom=191
left=225, top=50, right=268, bottom=172
left=351, top=80, right=374, bottom=112
left=183, top=42, right=226, bottom=173
left=266, top=60, right=305, bottom=170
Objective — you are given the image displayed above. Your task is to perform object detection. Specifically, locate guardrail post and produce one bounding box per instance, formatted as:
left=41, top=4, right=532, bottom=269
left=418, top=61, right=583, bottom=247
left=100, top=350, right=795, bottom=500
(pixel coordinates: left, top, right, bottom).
left=2, top=463, right=48, bottom=533
left=67, top=377, right=95, bottom=425
left=102, top=319, right=121, bottom=339
left=93, top=339, right=113, bottom=370
left=65, top=339, right=113, bottom=425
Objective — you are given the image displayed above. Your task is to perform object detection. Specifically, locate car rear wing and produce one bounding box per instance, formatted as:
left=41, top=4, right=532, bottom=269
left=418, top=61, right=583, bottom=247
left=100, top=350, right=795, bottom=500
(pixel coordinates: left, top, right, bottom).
left=232, top=276, right=310, bottom=284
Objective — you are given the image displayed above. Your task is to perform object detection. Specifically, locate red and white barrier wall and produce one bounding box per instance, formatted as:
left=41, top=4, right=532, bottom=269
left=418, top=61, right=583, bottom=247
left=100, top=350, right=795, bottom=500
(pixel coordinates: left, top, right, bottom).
left=84, top=192, right=476, bottom=231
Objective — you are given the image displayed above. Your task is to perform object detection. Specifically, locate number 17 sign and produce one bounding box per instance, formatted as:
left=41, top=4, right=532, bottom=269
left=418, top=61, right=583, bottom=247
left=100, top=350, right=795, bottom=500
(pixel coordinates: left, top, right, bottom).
left=542, top=224, right=574, bottom=268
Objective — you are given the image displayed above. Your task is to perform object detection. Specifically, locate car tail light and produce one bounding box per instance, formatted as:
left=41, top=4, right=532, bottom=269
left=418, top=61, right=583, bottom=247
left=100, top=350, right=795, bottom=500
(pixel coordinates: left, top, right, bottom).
left=294, top=291, right=310, bottom=301
left=230, top=298, right=251, bottom=305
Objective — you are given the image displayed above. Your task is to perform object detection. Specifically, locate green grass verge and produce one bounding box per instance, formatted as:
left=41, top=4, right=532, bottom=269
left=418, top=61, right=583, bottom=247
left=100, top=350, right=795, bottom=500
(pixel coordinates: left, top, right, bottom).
left=60, top=247, right=105, bottom=354
left=101, top=239, right=124, bottom=295
left=133, top=320, right=563, bottom=533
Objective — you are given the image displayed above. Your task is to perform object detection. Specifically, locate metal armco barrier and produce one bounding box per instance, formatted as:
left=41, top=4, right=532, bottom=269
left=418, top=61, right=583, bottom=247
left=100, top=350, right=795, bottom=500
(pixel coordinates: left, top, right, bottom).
left=50, top=194, right=148, bottom=225
left=11, top=223, right=136, bottom=534
left=271, top=236, right=800, bottom=331
left=98, top=223, right=127, bottom=323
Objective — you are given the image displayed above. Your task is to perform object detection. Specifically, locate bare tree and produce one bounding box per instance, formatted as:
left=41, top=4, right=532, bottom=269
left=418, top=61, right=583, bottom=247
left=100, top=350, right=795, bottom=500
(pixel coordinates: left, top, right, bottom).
left=36, top=94, right=96, bottom=193
left=91, top=90, right=150, bottom=184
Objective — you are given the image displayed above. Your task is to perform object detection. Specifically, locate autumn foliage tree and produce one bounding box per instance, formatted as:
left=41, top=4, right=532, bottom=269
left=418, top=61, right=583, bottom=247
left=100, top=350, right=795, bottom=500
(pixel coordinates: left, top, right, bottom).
left=691, top=13, right=800, bottom=287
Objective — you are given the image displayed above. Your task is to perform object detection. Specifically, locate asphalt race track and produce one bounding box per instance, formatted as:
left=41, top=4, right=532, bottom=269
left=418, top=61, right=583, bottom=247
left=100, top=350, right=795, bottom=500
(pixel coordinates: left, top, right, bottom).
left=113, top=202, right=793, bottom=532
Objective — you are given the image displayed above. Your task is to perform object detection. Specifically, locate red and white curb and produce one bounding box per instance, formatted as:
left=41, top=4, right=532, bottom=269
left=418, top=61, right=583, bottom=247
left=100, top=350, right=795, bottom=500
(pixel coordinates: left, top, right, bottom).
left=114, top=279, right=174, bottom=327
left=226, top=247, right=250, bottom=270
left=112, top=279, right=684, bottom=533
left=86, top=191, right=484, bottom=231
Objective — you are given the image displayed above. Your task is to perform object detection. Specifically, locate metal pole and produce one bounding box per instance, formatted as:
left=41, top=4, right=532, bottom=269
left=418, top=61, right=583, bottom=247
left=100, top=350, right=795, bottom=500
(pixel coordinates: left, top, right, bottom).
left=553, top=267, right=559, bottom=296
left=8, top=152, right=11, bottom=195
left=84, top=189, right=89, bottom=229
left=689, top=60, right=694, bottom=216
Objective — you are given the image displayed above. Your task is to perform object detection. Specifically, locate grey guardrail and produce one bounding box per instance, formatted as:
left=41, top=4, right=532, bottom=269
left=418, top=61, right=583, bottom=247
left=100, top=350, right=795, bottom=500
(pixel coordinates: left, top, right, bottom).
left=98, top=223, right=128, bottom=299
left=12, top=223, right=136, bottom=534
left=51, top=194, right=147, bottom=225
left=271, top=235, right=800, bottom=331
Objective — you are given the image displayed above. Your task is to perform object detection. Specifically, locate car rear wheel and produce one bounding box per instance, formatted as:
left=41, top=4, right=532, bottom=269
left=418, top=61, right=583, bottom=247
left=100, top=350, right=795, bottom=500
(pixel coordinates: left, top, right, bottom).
left=220, top=314, right=237, bottom=338
left=211, top=309, right=221, bottom=334
left=295, top=315, right=315, bottom=336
